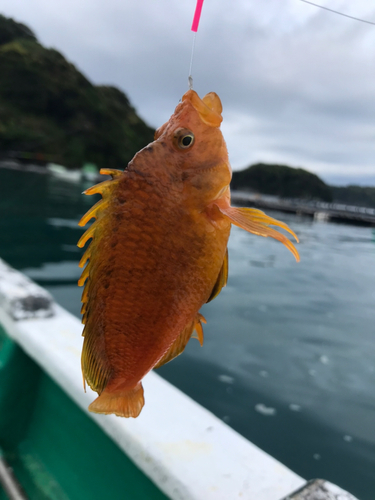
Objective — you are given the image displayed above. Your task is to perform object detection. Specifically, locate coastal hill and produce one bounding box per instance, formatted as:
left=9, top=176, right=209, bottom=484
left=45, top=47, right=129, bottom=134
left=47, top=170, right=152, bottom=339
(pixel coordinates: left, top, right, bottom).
left=0, top=14, right=154, bottom=169
left=231, top=163, right=333, bottom=202
left=232, top=163, right=375, bottom=208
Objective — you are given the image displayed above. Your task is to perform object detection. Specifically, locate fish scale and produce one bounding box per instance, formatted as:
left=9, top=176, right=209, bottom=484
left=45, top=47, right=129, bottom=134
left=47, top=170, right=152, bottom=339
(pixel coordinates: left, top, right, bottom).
left=86, top=174, right=224, bottom=376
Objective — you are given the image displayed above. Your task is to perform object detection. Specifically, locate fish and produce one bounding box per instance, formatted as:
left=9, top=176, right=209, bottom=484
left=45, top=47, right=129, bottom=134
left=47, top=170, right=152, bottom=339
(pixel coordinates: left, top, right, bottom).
left=77, top=89, right=299, bottom=418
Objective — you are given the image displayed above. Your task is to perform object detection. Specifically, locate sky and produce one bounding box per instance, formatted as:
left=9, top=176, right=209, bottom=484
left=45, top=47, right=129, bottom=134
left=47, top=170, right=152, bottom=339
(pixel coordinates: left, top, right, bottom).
left=1, top=0, right=375, bottom=185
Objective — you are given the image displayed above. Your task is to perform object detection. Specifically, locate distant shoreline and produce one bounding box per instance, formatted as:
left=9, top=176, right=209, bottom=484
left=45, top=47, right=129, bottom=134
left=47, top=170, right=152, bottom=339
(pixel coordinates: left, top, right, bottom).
left=231, top=163, right=375, bottom=209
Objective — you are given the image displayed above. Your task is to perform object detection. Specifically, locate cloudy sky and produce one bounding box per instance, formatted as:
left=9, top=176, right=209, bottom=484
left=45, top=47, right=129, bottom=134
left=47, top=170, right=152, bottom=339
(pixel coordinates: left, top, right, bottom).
left=2, top=0, right=375, bottom=184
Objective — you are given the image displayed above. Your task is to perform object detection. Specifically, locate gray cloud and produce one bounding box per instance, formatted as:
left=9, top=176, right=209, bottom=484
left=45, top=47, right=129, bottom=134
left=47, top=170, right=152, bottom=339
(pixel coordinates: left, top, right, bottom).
left=2, top=0, right=375, bottom=184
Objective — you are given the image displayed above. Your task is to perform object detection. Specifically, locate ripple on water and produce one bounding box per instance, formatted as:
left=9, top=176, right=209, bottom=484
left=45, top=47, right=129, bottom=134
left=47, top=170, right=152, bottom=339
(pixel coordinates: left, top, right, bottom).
left=255, top=404, right=277, bottom=416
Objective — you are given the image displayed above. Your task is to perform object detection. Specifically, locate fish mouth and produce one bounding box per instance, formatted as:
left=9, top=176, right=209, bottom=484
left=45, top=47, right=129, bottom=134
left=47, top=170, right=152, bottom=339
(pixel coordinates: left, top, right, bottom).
left=182, top=90, right=223, bottom=127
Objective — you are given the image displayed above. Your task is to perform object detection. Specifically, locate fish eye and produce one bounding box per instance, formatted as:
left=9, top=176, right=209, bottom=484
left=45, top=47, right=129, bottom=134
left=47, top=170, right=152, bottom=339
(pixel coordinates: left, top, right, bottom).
left=180, top=134, right=194, bottom=148
left=174, top=129, right=195, bottom=150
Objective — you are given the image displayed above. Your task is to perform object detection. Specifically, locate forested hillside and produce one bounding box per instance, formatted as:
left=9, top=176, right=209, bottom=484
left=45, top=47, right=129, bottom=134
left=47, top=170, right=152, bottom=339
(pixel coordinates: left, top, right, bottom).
left=231, top=163, right=333, bottom=202
left=0, top=14, right=154, bottom=169
left=232, top=163, right=375, bottom=207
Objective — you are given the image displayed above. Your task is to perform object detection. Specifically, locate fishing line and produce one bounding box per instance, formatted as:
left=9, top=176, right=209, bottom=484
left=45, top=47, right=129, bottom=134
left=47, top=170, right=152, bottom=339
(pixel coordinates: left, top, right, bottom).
left=299, top=0, right=375, bottom=26
left=188, top=0, right=205, bottom=90
left=188, top=33, right=196, bottom=90
left=187, top=0, right=375, bottom=90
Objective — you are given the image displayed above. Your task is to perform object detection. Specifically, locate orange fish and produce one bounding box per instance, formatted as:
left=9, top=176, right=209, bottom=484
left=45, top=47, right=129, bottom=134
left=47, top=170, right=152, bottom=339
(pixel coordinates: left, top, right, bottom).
left=78, top=90, right=299, bottom=418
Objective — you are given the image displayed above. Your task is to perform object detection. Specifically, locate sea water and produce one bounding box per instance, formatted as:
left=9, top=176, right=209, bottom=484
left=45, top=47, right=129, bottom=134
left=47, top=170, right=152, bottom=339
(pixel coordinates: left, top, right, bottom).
left=1, top=167, right=374, bottom=498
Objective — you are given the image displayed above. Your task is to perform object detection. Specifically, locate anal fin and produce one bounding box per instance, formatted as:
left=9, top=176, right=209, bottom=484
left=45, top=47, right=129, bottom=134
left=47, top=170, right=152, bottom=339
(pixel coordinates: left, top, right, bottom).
left=190, top=313, right=206, bottom=345
left=206, top=248, right=228, bottom=303
left=154, top=313, right=206, bottom=369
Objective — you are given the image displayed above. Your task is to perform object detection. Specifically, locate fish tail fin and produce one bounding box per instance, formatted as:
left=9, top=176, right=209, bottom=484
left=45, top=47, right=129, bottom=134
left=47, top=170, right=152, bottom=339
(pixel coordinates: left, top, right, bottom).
left=88, top=383, right=144, bottom=418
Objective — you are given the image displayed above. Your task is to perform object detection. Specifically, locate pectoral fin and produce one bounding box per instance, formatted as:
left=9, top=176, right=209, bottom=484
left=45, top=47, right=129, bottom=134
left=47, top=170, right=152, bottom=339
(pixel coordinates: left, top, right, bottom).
left=154, top=313, right=206, bottom=369
left=215, top=204, right=300, bottom=261
left=206, top=249, right=228, bottom=303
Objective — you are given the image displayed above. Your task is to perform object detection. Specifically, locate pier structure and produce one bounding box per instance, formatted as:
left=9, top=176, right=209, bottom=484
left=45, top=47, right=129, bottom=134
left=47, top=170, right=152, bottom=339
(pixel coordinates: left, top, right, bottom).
left=231, top=190, right=375, bottom=226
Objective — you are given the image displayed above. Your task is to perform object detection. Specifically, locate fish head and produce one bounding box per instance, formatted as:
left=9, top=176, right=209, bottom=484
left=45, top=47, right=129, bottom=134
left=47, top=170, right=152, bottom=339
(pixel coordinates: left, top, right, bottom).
left=153, top=90, right=232, bottom=205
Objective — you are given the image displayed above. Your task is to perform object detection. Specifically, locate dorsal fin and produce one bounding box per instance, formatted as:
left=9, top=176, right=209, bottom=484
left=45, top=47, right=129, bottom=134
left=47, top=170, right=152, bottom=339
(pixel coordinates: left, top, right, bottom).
left=81, top=322, right=112, bottom=394
left=77, top=170, right=124, bottom=369
left=79, top=199, right=109, bottom=227
left=100, top=168, right=123, bottom=178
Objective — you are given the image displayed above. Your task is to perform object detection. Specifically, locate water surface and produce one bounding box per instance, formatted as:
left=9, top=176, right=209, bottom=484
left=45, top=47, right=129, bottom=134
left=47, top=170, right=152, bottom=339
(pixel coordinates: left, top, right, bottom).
left=1, top=168, right=374, bottom=499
